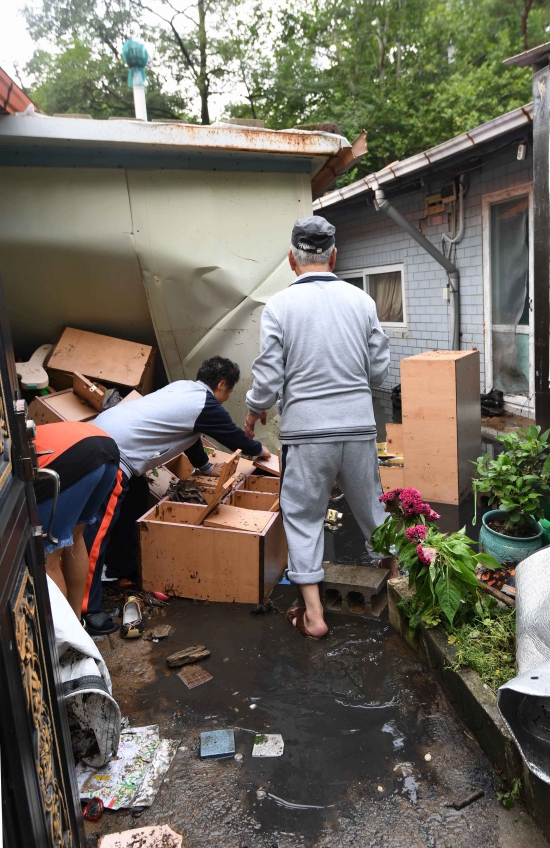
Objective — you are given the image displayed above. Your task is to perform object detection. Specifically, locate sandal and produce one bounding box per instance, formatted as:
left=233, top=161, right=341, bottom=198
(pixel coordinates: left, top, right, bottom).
left=85, top=611, right=119, bottom=635
left=285, top=605, right=327, bottom=640
left=120, top=596, right=144, bottom=639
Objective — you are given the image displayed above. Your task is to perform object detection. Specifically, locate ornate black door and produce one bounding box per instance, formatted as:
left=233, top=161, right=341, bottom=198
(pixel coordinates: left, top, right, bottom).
left=0, top=278, right=85, bottom=847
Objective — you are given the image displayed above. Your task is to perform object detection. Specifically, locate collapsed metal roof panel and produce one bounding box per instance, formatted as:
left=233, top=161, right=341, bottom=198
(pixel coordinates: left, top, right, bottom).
left=314, top=103, right=533, bottom=210
left=0, top=112, right=350, bottom=176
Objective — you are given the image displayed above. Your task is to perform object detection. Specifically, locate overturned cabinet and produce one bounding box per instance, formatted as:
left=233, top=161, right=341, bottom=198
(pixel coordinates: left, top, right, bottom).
left=139, top=450, right=287, bottom=604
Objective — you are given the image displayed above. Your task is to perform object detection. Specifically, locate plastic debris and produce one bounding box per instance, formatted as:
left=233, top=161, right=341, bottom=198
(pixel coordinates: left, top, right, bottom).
left=424, top=753, right=432, bottom=761
left=234, top=753, right=244, bottom=763
left=83, top=797, right=104, bottom=821
left=249, top=704, right=257, bottom=710
left=200, top=729, right=235, bottom=759
left=252, top=734, right=284, bottom=758
left=256, top=789, right=267, bottom=800
left=267, top=793, right=334, bottom=810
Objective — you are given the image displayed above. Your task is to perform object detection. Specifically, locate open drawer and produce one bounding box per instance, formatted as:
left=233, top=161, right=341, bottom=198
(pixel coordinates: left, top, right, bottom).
left=138, top=497, right=287, bottom=603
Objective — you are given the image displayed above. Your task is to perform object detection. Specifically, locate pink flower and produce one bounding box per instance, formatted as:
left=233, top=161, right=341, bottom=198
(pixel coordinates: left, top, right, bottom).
left=418, top=503, right=441, bottom=522
left=405, top=525, right=428, bottom=543
left=416, top=545, right=437, bottom=566
left=379, top=488, right=403, bottom=504
left=399, top=488, right=424, bottom=516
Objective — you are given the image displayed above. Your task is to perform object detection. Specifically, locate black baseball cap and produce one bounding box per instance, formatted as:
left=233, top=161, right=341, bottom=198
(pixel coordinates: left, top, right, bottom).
left=291, top=216, right=336, bottom=254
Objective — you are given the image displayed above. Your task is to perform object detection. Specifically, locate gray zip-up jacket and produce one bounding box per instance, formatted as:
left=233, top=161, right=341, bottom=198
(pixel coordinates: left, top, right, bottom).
left=94, top=380, right=263, bottom=477
left=245, top=272, right=390, bottom=444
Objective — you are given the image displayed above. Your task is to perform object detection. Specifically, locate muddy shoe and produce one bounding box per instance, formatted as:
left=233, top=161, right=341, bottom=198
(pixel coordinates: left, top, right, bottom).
left=120, top=597, right=144, bottom=639
left=85, top=612, right=119, bottom=635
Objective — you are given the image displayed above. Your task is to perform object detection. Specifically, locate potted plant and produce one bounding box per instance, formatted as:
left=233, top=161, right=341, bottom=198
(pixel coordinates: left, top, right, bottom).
left=372, top=487, right=496, bottom=629
left=473, top=425, right=550, bottom=563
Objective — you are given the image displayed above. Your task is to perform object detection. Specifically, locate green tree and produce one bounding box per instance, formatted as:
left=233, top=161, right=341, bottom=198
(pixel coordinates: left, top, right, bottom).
left=25, top=0, right=256, bottom=123
left=27, top=39, right=189, bottom=119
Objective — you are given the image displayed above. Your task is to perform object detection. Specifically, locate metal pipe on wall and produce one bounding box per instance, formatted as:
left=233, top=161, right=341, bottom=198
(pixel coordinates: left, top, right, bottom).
left=374, top=188, right=460, bottom=350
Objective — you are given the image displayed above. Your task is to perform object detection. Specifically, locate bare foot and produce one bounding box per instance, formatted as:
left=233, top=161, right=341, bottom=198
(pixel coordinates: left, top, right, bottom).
left=291, top=609, right=328, bottom=639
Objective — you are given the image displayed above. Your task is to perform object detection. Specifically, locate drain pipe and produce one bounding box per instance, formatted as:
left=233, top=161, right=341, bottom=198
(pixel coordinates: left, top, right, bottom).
left=374, top=188, right=460, bottom=350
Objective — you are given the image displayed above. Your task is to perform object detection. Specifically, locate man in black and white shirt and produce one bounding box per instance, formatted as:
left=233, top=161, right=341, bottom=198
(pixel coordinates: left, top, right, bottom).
left=83, top=356, right=270, bottom=634
left=245, top=216, right=390, bottom=639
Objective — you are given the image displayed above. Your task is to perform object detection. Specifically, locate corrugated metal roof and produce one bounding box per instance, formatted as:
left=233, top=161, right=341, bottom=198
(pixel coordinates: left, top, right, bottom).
left=313, top=103, right=533, bottom=211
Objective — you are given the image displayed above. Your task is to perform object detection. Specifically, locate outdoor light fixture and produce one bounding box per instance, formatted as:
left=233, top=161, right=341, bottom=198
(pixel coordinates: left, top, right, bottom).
left=122, top=39, right=149, bottom=122
left=517, top=142, right=528, bottom=160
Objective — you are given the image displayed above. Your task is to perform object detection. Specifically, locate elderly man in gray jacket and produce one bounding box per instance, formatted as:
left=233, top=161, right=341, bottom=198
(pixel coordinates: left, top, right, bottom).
left=245, top=216, right=390, bottom=638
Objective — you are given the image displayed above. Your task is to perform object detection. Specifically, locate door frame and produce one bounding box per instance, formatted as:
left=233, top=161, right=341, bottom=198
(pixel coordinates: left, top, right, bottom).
left=482, top=182, right=534, bottom=417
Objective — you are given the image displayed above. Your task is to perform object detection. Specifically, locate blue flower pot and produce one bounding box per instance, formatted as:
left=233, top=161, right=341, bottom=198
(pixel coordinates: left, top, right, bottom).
left=478, top=509, right=543, bottom=564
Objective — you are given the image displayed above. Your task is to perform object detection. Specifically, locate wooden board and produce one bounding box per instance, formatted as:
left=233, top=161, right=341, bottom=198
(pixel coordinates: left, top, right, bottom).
left=262, top=512, right=288, bottom=599
left=385, top=423, right=403, bottom=455
left=243, top=475, right=280, bottom=494
left=401, top=350, right=480, bottom=505
left=230, top=491, right=279, bottom=511
left=380, top=465, right=405, bottom=493
left=204, top=504, right=274, bottom=533
left=72, top=371, right=106, bottom=412
left=139, top=519, right=262, bottom=603
left=27, top=389, right=97, bottom=425
left=119, top=390, right=143, bottom=405
left=253, top=453, right=280, bottom=476
left=47, top=326, right=155, bottom=393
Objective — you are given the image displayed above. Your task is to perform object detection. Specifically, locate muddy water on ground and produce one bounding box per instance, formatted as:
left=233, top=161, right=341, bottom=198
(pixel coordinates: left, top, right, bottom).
left=88, top=588, right=547, bottom=848
left=87, top=498, right=547, bottom=847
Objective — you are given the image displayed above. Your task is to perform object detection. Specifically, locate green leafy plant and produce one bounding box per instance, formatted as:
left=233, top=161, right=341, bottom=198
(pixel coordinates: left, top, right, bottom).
left=449, top=606, right=516, bottom=691
left=372, top=488, right=497, bottom=629
left=473, top=425, right=550, bottom=534
left=496, top=776, right=522, bottom=809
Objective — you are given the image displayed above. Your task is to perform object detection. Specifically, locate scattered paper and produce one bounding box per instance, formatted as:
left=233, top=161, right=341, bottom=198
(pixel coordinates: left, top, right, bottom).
left=252, top=734, right=284, bottom=758
left=76, top=725, right=179, bottom=809
left=178, top=664, right=213, bottom=688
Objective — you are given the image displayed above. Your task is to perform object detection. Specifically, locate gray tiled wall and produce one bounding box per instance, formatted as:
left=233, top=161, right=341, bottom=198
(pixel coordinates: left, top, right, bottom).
left=324, top=144, right=533, bottom=397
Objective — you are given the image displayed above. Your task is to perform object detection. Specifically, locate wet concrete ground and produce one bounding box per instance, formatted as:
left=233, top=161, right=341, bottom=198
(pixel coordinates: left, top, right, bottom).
left=86, top=588, right=548, bottom=848
left=85, top=488, right=548, bottom=847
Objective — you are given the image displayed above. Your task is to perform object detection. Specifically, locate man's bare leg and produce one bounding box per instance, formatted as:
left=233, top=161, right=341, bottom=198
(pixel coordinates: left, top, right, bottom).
left=61, top=525, right=90, bottom=619
left=292, top=584, right=328, bottom=638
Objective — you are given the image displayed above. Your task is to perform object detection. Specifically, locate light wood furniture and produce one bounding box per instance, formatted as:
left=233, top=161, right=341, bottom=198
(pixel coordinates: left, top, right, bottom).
left=27, top=388, right=97, bottom=425
left=401, top=350, right=480, bottom=504
left=47, top=327, right=155, bottom=394
left=139, top=449, right=286, bottom=603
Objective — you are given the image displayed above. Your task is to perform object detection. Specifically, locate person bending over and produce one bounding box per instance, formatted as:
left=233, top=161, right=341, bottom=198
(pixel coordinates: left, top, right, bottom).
left=34, top=421, right=120, bottom=619
left=83, top=356, right=271, bottom=635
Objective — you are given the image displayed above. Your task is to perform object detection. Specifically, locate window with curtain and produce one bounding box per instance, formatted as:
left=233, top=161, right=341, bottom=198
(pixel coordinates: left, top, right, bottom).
left=339, top=265, right=406, bottom=326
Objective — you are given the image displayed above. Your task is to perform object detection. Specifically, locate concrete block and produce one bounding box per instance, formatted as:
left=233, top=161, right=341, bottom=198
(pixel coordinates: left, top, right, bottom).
left=319, top=562, right=389, bottom=618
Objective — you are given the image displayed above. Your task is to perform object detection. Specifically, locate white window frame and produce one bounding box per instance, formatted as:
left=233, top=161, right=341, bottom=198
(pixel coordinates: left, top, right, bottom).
left=482, top=183, right=534, bottom=417
left=339, top=263, right=407, bottom=329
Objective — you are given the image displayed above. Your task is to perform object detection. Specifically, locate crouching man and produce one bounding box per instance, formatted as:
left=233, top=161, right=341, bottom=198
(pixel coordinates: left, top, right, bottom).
left=244, top=216, right=390, bottom=639
left=83, top=356, right=270, bottom=634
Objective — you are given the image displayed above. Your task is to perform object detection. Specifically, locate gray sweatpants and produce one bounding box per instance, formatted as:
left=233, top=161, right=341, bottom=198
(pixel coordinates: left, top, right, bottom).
left=280, top=440, right=386, bottom=585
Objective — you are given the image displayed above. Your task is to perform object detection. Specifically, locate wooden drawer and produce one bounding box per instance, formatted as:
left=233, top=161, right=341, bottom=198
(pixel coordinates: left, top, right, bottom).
left=139, top=498, right=287, bottom=604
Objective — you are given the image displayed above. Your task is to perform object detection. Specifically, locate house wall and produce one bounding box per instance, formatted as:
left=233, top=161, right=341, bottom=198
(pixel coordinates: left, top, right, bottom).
left=323, top=143, right=533, bottom=409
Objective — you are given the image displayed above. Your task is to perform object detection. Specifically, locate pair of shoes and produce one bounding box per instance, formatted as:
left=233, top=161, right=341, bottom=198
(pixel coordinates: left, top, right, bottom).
left=85, top=611, right=119, bottom=635
left=285, top=605, right=327, bottom=640
left=120, top=596, right=144, bottom=639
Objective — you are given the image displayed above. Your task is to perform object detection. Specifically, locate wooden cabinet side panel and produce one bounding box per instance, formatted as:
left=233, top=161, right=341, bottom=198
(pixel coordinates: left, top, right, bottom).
left=455, top=352, right=481, bottom=501
left=401, top=358, right=459, bottom=504
left=262, top=513, right=288, bottom=600
left=140, top=520, right=261, bottom=603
